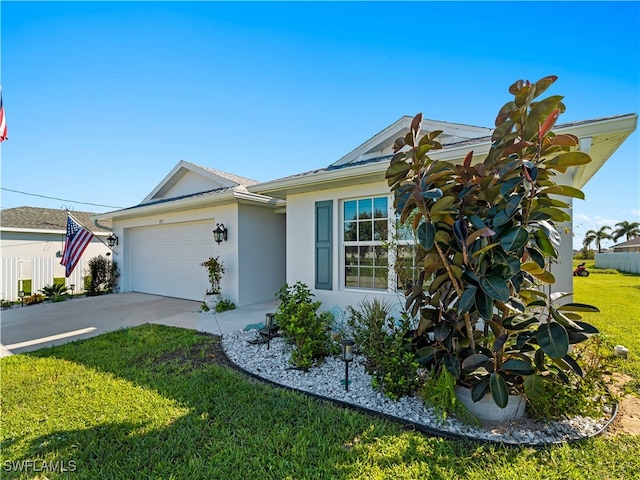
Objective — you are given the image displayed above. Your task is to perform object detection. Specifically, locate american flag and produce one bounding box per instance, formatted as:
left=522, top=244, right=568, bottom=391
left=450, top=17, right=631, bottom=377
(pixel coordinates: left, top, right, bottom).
left=61, top=215, right=94, bottom=277
left=0, top=90, right=7, bottom=143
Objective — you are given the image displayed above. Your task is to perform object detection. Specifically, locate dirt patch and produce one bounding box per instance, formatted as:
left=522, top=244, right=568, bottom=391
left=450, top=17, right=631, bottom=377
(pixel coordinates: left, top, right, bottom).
left=154, top=332, right=234, bottom=371
left=604, top=373, right=640, bottom=437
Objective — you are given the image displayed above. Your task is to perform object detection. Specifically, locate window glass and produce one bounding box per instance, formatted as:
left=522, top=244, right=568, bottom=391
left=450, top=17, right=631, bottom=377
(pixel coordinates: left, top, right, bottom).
left=342, top=196, right=390, bottom=290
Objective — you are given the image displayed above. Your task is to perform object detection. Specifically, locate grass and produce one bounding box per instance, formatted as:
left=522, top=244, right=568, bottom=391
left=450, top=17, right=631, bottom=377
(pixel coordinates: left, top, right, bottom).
left=572, top=260, right=640, bottom=388
left=1, top=269, right=639, bottom=479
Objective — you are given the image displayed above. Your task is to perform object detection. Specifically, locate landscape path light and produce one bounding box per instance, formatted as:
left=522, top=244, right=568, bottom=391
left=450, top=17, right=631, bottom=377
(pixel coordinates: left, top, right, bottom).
left=340, top=338, right=355, bottom=392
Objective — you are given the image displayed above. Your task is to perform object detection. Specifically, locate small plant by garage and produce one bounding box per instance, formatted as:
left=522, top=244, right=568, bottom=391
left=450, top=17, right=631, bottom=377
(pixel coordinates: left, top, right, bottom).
left=201, top=257, right=225, bottom=294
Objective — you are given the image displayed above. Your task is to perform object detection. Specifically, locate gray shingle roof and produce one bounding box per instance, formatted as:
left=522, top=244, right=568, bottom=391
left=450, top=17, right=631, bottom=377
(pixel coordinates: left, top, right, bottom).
left=0, top=207, right=111, bottom=233
left=184, top=161, right=258, bottom=186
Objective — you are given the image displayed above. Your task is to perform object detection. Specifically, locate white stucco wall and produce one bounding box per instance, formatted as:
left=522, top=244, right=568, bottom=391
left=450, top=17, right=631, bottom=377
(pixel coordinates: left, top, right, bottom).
left=161, top=170, right=227, bottom=199
left=237, top=203, right=286, bottom=306
left=286, top=181, right=406, bottom=314
left=286, top=177, right=577, bottom=316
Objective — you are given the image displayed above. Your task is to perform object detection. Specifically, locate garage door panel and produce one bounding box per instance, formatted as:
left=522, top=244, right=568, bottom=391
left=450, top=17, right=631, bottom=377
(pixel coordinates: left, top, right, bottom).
left=129, top=221, right=214, bottom=301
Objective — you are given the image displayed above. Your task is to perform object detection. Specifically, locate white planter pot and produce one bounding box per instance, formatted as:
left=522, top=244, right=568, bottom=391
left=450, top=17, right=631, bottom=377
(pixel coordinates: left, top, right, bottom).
left=455, top=386, right=526, bottom=422
left=204, top=293, right=222, bottom=310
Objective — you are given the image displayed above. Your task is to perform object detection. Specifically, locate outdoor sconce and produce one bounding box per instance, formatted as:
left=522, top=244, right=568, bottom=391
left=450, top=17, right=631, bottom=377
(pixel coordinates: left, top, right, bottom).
left=340, top=338, right=355, bottom=392
left=107, top=233, right=119, bottom=247
left=213, top=223, right=228, bottom=245
left=18, top=290, right=25, bottom=306
left=260, top=312, right=277, bottom=350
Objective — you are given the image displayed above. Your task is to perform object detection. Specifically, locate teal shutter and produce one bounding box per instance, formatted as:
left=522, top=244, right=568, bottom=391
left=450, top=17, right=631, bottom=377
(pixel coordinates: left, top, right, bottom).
left=315, top=200, right=333, bottom=290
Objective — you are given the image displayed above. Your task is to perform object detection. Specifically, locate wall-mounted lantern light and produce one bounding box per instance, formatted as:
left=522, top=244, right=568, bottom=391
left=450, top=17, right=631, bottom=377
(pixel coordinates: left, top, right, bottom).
left=213, top=223, right=228, bottom=245
left=340, top=338, right=355, bottom=392
left=107, top=233, right=119, bottom=247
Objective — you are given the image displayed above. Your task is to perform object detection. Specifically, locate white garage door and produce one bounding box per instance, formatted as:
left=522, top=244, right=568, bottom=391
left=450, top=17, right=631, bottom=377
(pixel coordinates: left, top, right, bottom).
left=129, top=221, right=213, bottom=301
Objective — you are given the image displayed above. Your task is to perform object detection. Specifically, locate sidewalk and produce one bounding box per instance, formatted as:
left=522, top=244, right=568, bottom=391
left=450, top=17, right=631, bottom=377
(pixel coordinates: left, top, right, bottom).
left=0, top=293, right=279, bottom=358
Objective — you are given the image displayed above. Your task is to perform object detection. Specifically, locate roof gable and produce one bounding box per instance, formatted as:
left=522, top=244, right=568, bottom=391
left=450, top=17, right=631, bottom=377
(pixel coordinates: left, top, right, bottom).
left=142, top=160, right=258, bottom=204
left=330, top=116, right=491, bottom=168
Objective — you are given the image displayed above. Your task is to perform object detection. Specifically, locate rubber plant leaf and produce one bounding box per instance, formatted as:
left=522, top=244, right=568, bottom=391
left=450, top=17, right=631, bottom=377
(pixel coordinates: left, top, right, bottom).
left=537, top=322, right=569, bottom=359
left=490, top=372, right=509, bottom=408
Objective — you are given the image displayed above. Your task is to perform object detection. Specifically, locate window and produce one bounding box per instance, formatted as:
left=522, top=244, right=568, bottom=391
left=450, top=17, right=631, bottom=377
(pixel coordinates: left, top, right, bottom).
left=395, top=216, right=419, bottom=290
left=343, top=197, right=389, bottom=289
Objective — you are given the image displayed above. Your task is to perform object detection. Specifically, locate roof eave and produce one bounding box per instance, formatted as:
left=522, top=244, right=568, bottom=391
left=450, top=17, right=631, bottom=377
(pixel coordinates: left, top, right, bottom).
left=97, top=188, right=284, bottom=221
left=249, top=114, right=637, bottom=199
left=0, top=227, right=109, bottom=236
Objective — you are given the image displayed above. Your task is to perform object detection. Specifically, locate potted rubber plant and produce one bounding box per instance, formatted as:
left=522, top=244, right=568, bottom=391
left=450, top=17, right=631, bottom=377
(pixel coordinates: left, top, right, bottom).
left=201, top=256, right=225, bottom=309
left=385, top=75, right=600, bottom=419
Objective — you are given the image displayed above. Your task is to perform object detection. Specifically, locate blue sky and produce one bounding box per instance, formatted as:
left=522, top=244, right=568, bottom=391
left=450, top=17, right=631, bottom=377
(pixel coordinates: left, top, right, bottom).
left=1, top=1, right=638, bottom=249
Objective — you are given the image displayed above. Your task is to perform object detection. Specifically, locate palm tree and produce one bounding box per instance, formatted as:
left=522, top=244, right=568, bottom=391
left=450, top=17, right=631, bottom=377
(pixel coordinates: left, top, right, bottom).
left=612, top=220, right=640, bottom=243
left=583, top=226, right=612, bottom=253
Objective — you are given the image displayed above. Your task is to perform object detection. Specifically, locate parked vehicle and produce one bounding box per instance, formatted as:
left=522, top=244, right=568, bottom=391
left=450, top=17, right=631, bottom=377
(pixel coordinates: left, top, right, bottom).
left=573, top=262, right=590, bottom=277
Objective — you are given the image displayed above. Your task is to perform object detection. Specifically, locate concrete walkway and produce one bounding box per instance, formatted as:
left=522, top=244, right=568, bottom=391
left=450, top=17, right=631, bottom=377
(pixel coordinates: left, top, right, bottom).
left=0, top=292, right=278, bottom=358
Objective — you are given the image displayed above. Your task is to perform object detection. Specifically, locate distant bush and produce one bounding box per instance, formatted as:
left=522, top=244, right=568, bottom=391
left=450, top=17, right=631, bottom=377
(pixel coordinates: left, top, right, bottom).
left=86, top=256, right=119, bottom=296
left=23, top=293, right=45, bottom=306
left=215, top=298, right=236, bottom=313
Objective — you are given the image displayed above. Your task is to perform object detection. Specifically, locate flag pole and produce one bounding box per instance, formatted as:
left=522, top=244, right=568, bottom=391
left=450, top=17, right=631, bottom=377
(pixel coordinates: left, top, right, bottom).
left=64, top=209, right=115, bottom=253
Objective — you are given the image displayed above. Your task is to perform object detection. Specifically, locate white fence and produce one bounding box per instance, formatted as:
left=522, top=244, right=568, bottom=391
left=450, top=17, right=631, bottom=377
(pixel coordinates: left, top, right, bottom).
left=0, top=257, right=85, bottom=301
left=595, top=252, right=640, bottom=274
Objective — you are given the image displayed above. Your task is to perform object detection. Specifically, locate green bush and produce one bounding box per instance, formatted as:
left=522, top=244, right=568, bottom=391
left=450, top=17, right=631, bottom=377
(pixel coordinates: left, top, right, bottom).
left=275, top=282, right=333, bottom=370
left=347, top=300, right=419, bottom=400
left=86, top=256, right=119, bottom=296
left=215, top=298, right=236, bottom=313
left=40, top=283, right=69, bottom=302
left=419, top=368, right=479, bottom=425
left=526, top=337, right=611, bottom=420
left=1, top=299, right=12, bottom=310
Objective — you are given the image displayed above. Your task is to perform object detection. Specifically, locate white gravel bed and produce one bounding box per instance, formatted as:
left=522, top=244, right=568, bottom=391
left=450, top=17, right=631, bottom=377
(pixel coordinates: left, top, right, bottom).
left=221, top=329, right=613, bottom=445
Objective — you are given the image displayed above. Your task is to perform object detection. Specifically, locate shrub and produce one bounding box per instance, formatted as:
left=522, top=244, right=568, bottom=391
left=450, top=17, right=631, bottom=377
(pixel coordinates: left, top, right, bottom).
left=419, top=368, right=479, bottom=425
left=526, top=337, right=611, bottom=420
left=23, top=293, right=45, bottom=306
left=1, top=299, right=12, bottom=310
left=215, top=298, right=236, bottom=313
left=347, top=300, right=419, bottom=400
left=86, top=256, right=119, bottom=296
left=40, top=283, right=69, bottom=301
left=275, top=282, right=333, bottom=370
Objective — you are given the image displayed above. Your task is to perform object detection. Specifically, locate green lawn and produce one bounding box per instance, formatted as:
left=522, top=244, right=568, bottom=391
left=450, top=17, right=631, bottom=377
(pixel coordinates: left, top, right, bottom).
left=1, top=270, right=639, bottom=479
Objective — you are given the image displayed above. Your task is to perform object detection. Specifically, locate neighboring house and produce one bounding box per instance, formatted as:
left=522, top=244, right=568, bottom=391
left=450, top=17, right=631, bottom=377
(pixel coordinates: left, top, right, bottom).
left=98, top=114, right=637, bottom=310
left=596, top=237, right=640, bottom=274
left=612, top=237, right=640, bottom=253
left=0, top=207, right=111, bottom=300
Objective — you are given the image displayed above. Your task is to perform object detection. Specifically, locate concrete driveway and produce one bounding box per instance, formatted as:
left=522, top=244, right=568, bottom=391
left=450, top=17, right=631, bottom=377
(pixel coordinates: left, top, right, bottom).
left=0, top=292, right=277, bottom=358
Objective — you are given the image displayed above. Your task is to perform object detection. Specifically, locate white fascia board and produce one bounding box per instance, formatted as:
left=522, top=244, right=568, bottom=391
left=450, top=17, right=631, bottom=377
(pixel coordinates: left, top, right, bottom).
left=556, top=114, right=637, bottom=138
left=141, top=160, right=191, bottom=204
left=96, top=188, right=282, bottom=221
left=99, top=190, right=238, bottom=221
left=250, top=140, right=492, bottom=198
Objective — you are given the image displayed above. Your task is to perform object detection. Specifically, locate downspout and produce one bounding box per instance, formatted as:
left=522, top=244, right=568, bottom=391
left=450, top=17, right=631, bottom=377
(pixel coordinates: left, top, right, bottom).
left=94, top=219, right=113, bottom=231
